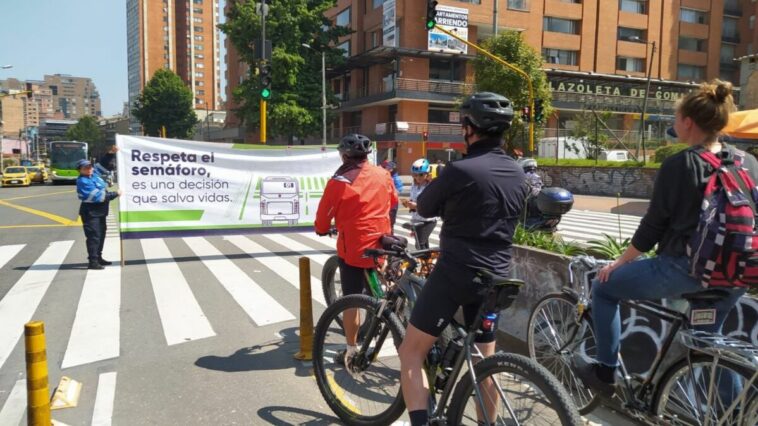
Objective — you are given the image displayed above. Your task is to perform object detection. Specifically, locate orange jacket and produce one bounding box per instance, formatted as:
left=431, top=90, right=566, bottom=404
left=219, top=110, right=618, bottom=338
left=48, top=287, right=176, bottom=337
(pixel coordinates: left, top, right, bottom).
left=315, top=161, right=398, bottom=268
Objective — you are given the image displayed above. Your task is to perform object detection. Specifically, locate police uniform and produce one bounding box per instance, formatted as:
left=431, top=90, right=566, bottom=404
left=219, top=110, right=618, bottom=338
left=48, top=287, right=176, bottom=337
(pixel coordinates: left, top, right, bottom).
left=76, top=156, right=119, bottom=269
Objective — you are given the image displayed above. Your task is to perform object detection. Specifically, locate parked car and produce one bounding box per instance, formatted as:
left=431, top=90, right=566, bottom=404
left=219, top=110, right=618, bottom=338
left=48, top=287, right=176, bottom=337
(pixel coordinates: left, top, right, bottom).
left=26, top=166, right=48, bottom=183
left=2, top=167, right=31, bottom=187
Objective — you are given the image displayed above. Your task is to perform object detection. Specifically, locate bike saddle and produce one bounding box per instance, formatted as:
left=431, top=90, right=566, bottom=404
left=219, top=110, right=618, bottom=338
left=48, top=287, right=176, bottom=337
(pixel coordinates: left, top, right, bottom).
left=680, top=288, right=732, bottom=302
left=475, top=270, right=525, bottom=288
left=380, top=234, right=407, bottom=251
left=475, top=271, right=524, bottom=311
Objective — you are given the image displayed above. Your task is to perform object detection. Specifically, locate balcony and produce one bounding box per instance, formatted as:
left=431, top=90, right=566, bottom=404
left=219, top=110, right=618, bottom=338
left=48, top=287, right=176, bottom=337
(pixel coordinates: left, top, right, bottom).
left=374, top=121, right=463, bottom=143
left=339, top=78, right=476, bottom=110
left=724, top=2, right=742, bottom=17
left=722, top=34, right=741, bottom=44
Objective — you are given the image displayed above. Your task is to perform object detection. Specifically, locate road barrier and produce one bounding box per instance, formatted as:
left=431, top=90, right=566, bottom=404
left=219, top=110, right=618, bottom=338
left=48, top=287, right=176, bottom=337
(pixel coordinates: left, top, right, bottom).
left=24, top=321, right=51, bottom=426
left=294, top=257, right=314, bottom=361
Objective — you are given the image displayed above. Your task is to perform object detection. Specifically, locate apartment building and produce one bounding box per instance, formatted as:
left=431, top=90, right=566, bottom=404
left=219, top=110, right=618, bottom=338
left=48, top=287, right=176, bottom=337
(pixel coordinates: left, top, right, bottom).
left=127, top=0, right=221, bottom=133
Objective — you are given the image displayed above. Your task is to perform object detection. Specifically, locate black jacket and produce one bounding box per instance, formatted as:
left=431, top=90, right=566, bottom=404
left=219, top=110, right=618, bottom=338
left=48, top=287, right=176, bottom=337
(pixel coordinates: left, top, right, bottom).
left=632, top=144, right=758, bottom=256
left=417, top=138, right=529, bottom=274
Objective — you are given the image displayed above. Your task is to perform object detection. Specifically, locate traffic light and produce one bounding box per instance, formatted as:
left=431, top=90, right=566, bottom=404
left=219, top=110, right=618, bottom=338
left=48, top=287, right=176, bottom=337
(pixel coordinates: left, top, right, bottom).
left=259, top=62, right=272, bottom=100
left=422, top=130, right=429, bottom=141
left=534, top=99, right=544, bottom=123
left=426, top=0, right=438, bottom=30
left=521, top=107, right=530, bottom=122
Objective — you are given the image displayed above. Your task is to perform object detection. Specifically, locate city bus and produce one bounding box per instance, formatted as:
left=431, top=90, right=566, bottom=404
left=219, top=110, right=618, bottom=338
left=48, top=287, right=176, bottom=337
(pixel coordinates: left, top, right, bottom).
left=49, top=141, right=88, bottom=184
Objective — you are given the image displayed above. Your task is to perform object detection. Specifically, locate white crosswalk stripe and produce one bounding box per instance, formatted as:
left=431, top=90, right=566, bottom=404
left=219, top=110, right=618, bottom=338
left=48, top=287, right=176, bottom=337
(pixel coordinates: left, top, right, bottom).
left=0, top=380, right=25, bottom=426
left=0, top=244, right=24, bottom=270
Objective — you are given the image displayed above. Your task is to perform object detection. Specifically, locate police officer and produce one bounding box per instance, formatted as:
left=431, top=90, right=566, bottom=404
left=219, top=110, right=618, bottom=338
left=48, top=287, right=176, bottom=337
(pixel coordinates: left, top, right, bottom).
left=77, top=146, right=121, bottom=270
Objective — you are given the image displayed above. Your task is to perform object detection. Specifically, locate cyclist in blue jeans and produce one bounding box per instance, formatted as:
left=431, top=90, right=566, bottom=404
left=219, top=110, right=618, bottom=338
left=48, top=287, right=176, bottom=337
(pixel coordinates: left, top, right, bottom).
left=575, top=80, right=753, bottom=397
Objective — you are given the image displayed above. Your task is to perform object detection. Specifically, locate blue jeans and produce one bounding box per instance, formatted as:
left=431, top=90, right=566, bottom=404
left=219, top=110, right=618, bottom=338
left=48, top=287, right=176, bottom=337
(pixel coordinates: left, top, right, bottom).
left=591, top=255, right=746, bottom=367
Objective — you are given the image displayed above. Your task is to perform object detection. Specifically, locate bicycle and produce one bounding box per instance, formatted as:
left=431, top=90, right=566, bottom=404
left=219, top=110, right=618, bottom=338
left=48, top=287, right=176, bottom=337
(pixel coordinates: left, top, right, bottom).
left=527, top=254, right=758, bottom=424
left=313, top=245, right=583, bottom=425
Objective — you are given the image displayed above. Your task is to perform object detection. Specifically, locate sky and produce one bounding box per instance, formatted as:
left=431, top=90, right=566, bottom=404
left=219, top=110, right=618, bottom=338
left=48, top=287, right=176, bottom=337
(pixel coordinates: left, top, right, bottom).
left=0, top=0, right=226, bottom=118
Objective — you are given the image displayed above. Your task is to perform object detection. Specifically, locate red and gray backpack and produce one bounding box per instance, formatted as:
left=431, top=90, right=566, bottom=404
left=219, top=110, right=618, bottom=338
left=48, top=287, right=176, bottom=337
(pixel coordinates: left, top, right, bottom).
left=687, top=146, right=758, bottom=288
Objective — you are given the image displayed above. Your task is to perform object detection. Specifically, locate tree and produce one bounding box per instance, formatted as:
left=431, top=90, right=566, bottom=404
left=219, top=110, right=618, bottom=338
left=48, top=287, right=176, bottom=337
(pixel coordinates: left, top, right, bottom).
left=66, top=116, right=106, bottom=155
left=473, top=31, right=552, bottom=152
left=132, top=69, right=197, bottom=138
left=568, top=110, right=614, bottom=159
left=220, top=0, right=350, bottom=140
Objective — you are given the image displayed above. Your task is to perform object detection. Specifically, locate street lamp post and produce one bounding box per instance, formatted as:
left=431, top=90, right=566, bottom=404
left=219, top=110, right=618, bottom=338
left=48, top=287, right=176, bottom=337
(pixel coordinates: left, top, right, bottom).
left=630, top=36, right=656, bottom=164
left=205, top=102, right=211, bottom=141
left=0, top=66, right=12, bottom=166
left=302, top=43, right=327, bottom=148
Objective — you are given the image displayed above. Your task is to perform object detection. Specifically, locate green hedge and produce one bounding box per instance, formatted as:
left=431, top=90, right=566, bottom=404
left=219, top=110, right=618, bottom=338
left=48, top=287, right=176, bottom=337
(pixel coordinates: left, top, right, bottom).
left=536, top=158, right=660, bottom=169
left=654, top=144, right=689, bottom=163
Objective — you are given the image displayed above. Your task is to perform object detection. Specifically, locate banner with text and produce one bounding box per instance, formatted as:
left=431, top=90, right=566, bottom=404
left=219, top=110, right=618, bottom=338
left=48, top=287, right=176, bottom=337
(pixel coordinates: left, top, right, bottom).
left=116, top=135, right=341, bottom=239
left=427, top=5, right=468, bottom=54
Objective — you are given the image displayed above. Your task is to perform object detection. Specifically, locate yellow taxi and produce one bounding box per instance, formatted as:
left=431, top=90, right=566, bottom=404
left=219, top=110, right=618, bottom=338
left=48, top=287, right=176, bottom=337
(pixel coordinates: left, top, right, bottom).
left=2, top=166, right=31, bottom=187
left=26, top=166, right=48, bottom=184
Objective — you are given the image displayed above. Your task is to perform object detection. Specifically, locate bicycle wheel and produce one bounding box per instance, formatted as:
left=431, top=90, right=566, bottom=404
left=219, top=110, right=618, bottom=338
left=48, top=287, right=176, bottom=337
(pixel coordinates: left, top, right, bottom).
left=446, top=352, right=583, bottom=425
left=312, top=294, right=406, bottom=426
left=527, top=292, right=600, bottom=414
left=322, top=255, right=342, bottom=306
left=655, top=354, right=758, bottom=425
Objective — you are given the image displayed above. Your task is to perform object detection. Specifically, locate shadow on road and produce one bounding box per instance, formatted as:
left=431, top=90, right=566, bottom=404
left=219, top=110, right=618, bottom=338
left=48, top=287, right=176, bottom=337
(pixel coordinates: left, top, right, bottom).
left=610, top=201, right=648, bottom=217
left=14, top=262, right=90, bottom=271
left=257, top=405, right=340, bottom=425
left=195, top=327, right=312, bottom=377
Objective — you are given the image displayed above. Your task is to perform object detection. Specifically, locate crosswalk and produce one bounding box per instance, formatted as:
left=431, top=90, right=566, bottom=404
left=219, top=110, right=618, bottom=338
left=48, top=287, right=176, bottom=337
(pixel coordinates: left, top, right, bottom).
left=0, top=209, right=638, bottom=424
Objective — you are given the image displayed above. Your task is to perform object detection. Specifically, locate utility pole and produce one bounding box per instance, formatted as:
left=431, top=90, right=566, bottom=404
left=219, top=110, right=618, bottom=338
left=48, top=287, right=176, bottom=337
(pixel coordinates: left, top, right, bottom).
left=639, top=40, right=656, bottom=165
left=258, top=1, right=268, bottom=144
left=205, top=102, right=210, bottom=141
left=493, top=0, right=498, bottom=36
left=321, top=50, right=326, bottom=149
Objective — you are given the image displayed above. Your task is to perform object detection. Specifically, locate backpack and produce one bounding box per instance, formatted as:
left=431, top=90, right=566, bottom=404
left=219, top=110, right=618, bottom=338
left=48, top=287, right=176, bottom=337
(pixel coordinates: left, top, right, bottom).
left=687, top=146, right=758, bottom=289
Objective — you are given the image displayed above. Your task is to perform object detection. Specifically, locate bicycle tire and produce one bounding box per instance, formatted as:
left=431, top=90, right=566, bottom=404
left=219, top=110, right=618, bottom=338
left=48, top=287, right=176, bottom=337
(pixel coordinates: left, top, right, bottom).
left=655, top=353, right=758, bottom=426
left=322, top=255, right=341, bottom=307
left=446, top=352, right=583, bottom=425
left=526, top=292, right=600, bottom=415
left=313, top=294, right=406, bottom=426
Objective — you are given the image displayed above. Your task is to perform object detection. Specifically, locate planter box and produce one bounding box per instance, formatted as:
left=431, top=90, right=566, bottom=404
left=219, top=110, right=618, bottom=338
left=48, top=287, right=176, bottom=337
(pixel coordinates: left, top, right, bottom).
left=499, top=245, right=758, bottom=375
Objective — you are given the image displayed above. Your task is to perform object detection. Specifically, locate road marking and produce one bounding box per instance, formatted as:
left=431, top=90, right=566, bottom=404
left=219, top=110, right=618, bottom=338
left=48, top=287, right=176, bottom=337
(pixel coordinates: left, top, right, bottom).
left=0, top=380, right=26, bottom=426
left=0, top=240, right=74, bottom=370
left=0, top=224, right=78, bottom=229
left=296, top=232, right=337, bottom=250
left=0, top=199, right=78, bottom=225
left=0, top=189, right=75, bottom=202
left=142, top=239, right=215, bottom=345
left=325, top=372, right=361, bottom=415
left=224, top=235, right=326, bottom=306
left=184, top=237, right=294, bottom=326
left=91, top=372, right=117, bottom=426
left=260, top=234, right=331, bottom=266
left=61, top=238, right=121, bottom=369
left=0, top=244, right=25, bottom=270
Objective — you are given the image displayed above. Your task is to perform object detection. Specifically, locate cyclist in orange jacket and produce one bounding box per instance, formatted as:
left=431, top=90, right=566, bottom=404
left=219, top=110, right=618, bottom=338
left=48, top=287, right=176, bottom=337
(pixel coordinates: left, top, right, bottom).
left=315, top=134, right=398, bottom=365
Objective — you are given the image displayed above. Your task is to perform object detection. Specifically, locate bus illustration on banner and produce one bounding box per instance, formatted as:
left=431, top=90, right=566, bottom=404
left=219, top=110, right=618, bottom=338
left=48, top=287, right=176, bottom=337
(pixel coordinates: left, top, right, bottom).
left=259, top=176, right=300, bottom=226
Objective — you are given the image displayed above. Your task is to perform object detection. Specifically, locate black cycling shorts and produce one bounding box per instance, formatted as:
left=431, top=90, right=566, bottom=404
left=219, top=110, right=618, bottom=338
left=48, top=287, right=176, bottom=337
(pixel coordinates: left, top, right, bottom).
left=338, top=257, right=369, bottom=296
left=409, top=259, right=500, bottom=343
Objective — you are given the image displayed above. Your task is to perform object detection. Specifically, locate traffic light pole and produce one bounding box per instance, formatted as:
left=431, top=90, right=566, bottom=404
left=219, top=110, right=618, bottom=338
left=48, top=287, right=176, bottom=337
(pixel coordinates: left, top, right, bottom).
left=432, top=25, right=535, bottom=154
left=260, top=3, right=267, bottom=144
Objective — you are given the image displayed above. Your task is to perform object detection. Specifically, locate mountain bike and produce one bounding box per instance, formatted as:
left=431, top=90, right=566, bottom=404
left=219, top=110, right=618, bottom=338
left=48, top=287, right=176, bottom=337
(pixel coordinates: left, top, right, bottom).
left=527, top=254, right=758, bottom=424
left=313, top=250, right=583, bottom=425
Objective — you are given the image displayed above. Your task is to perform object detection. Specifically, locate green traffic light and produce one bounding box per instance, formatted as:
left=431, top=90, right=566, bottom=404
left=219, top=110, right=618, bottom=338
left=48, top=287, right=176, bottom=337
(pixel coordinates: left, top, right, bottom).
left=426, top=20, right=435, bottom=30
left=261, top=88, right=271, bottom=99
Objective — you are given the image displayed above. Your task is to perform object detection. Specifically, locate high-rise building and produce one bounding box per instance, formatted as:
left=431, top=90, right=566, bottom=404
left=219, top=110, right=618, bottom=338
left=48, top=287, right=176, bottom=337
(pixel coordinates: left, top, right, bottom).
left=127, top=0, right=221, bottom=129
left=42, top=74, right=101, bottom=120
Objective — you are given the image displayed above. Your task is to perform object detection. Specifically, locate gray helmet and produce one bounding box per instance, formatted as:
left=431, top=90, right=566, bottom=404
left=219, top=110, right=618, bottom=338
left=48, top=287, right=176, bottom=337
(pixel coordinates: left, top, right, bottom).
left=460, top=92, right=514, bottom=134
left=519, top=157, right=538, bottom=172
left=339, top=134, right=372, bottom=158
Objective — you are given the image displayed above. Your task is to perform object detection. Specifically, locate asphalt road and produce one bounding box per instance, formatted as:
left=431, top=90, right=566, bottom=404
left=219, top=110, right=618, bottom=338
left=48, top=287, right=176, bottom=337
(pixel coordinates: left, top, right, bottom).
left=0, top=183, right=638, bottom=425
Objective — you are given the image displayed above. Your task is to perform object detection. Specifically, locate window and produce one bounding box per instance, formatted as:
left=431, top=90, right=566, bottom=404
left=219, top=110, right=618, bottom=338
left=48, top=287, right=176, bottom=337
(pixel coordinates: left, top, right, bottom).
left=720, top=44, right=735, bottom=64
left=193, top=7, right=203, bottom=14
left=723, top=17, right=739, bottom=40
left=193, top=0, right=202, bottom=4
left=195, top=35, right=204, bottom=41
left=617, top=57, right=645, bottom=72
left=542, top=48, right=578, bottom=65
left=197, top=90, right=205, bottom=96
left=751, top=16, right=755, bottom=29
left=719, top=69, right=737, bottom=83
left=338, top=40, right=351, bottom=57
left=194, top=26, right=203, bottom=32
left=196, top=62, right=205, bottom=68
left=618, top=27, right=645, bottom=41
left=429, top=58, right=465, bottom=81
left=195, top=72, right=204, bottom=78
left=195, top=53, right=204, bottom=59
left=193, top=17, right=203, bottom=23
left=508, top=0, right=528, bottom=10
left=194, top=44, right=204, bottom=50
left=680, top=8, right=707, bottom=24
left=372, top=0, right=382, bottom=8
left=619, top=0, right=645, bottom=14
left=336, top=7, right=351, bottom=28
left=195, top=80, right=204, bottom=86
left=543, top=17, right=580, bottom=34
left=678, top=37, right=706, bottom=52
left=678, top=64, right=705, bottom=80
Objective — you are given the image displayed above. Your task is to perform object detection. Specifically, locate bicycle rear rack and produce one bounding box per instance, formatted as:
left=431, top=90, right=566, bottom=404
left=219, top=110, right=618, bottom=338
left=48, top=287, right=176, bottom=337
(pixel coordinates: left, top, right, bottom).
left=680, top=330, right=758, bottom=369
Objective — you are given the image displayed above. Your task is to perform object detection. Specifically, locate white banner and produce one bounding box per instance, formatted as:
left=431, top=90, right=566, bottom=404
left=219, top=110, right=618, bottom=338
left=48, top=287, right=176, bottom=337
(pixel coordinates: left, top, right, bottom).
left=382, top=0, right=396, bottom=47
left=428, top=5, right=468, bottom=54
left=115, top=135, right=341, bottom=238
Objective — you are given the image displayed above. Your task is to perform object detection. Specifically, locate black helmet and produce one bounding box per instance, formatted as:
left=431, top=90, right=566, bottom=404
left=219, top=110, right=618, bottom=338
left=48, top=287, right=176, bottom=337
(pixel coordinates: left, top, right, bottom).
left=460, top=92, right=514, bottom=134
left=339, top=134, right=372, bottom=158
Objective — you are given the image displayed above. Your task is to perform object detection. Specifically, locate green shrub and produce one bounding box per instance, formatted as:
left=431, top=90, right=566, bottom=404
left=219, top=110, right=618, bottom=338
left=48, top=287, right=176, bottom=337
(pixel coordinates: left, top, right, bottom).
left=586, top=234, right=631, bottom=260
left=513, top=225, right=585, bottom=255
left=1, top=158, right=19, bottom=169
left=654, top=144, right=688, bottom=163
left=536, top=158, right=660, bottom=169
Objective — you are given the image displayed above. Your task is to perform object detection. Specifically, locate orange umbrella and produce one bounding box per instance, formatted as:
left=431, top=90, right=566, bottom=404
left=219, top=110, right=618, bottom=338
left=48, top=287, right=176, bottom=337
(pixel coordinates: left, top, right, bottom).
left=722, top=109, right=758, bottom=139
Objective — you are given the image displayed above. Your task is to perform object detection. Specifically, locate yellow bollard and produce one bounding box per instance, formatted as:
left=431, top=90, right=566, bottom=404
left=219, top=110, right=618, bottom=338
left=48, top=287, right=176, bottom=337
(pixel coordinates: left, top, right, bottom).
left=25, top=321, right=51, bottom=426
left=294, top=257, right=314, bottom=360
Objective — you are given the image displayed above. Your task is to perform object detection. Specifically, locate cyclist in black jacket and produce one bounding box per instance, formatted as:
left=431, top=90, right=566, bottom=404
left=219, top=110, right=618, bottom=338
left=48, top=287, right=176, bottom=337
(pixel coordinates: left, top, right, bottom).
left=398, top=92, right=529, bottom=426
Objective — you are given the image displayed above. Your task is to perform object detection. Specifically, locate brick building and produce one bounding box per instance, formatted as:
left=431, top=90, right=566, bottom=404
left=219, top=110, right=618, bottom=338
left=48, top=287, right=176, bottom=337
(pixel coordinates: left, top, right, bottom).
left=127, top=0, right=222, bottom=133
